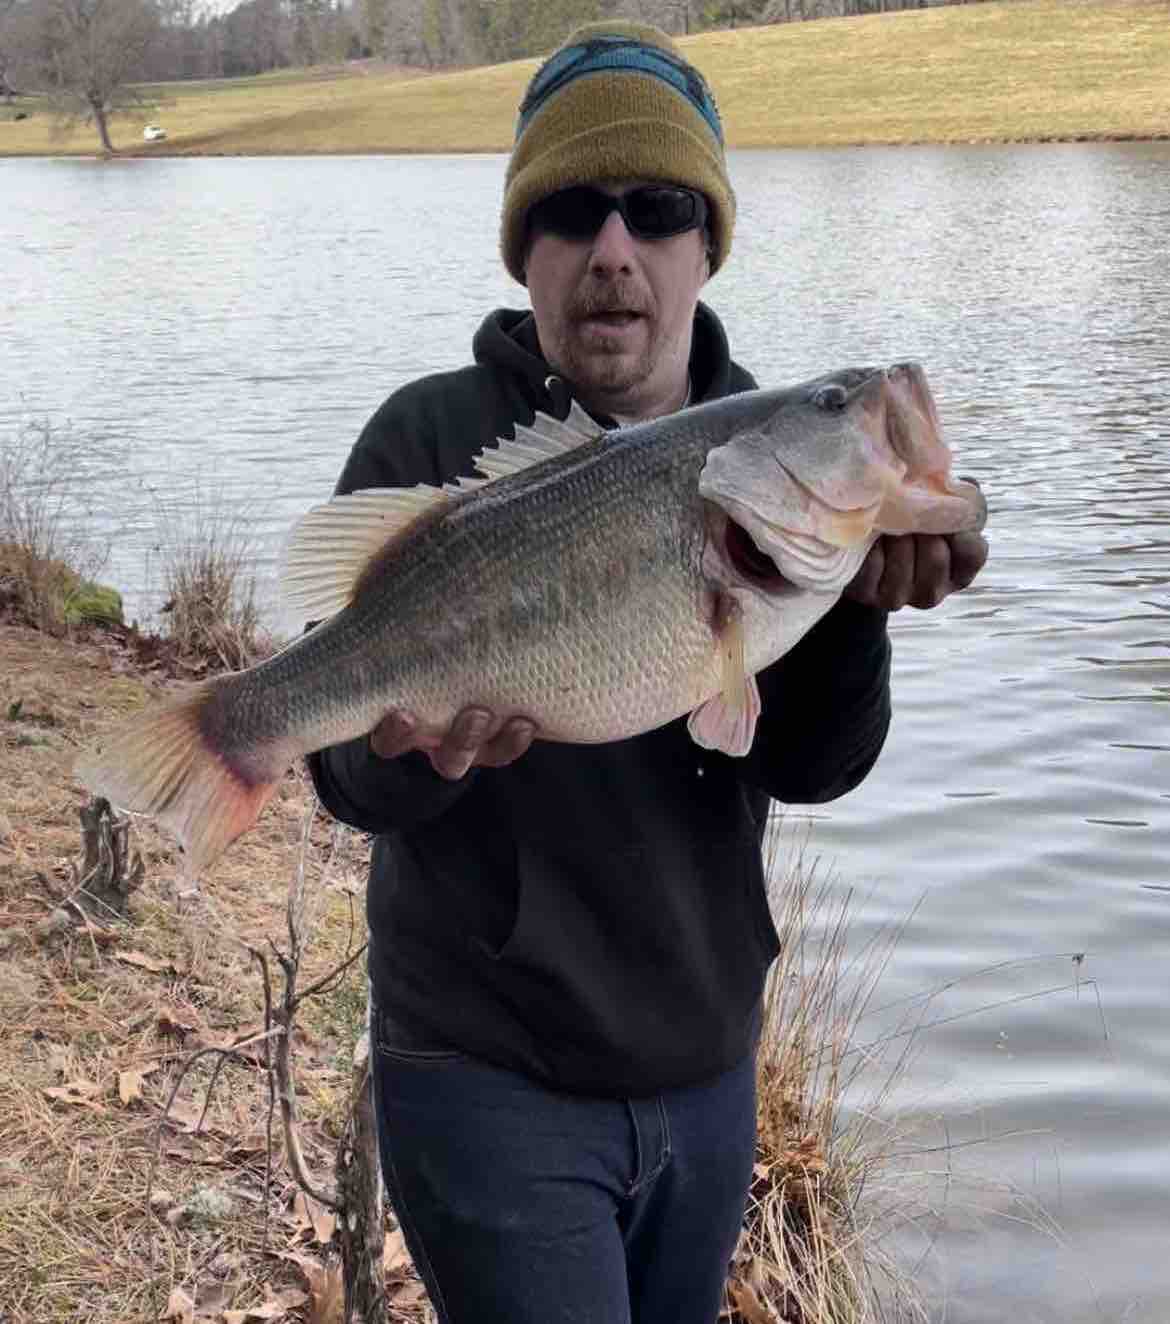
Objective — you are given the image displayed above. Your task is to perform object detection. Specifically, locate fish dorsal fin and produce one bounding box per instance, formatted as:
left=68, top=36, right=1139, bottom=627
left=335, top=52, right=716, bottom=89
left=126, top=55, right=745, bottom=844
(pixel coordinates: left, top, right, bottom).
left=475, top=402, right=605, bottom=482
left=281, top=485, right=452, bottom=621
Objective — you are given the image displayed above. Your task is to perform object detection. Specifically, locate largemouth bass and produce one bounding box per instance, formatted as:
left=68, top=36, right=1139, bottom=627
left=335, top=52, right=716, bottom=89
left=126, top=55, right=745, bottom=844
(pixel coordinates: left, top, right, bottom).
left=75, top=363, right=986, bottom=874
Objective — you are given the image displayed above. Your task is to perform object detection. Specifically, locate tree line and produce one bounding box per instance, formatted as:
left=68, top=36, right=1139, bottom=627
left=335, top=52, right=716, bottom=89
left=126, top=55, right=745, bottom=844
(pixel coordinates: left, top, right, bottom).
left=0, top=0, right=971, bottom=149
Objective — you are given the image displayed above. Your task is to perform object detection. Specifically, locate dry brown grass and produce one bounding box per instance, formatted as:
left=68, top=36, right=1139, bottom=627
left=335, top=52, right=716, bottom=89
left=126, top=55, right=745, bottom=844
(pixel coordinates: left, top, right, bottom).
left=2, top=0, right=1167, bottom=157
left=708, top=0, right=1170, bottom=148
left=0, top=420, right=118, bottom=635
left=726, top=832, right=925, bottom=1324
left=150, top=488, right=271, bottom=671
left=0, top=623, right=389, bottom=1324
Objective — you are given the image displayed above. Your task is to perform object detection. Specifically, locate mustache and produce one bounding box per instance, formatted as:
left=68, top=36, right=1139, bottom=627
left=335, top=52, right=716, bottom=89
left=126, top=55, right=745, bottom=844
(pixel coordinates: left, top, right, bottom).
left=570, top=281, right=654, bottom=320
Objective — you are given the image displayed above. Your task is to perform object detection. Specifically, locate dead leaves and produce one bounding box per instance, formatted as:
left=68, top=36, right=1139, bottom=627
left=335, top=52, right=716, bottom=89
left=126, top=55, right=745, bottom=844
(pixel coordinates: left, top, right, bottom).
left=291, top=1189, right=336, bottom=1246
left=384, top=1225, right=411, bottom=1276
left=275, top=1216, right=426, bottom=1319
left=300, top=1259, right=344, bottom=1324
left=161, top=1287, right=196, bottom=1324
left=119, top=1060, right=160, bottom=1104
left=44, top=1076, right=104, bottom=1111
left=116, top=947, right=179, bottom=975
left=726, top=1256, right=798, bottom=1324
left=159, top=1283, right=310, bottom=1324
left=157, top=1006, right=203, bottom=1041
left=221, top=1287, right=308, bottom=1323
left=383, top=1224, right=429, bottom=1313
left=390, top=1278, right=428, bottom=1311
left=728, top=1277, right=781, bottom=1324
left=42, top=1056, right=163, bottom=1114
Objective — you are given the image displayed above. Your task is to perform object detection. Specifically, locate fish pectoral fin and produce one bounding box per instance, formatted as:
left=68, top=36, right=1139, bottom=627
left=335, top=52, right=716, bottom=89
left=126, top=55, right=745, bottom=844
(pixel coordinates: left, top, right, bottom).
left=477, top=401, right=606, bottom=481
left=687, top=680, right=761, bottom=757
left=281, top=485, right=453, bottom=622
left=686, top=600, right=761, bottom=757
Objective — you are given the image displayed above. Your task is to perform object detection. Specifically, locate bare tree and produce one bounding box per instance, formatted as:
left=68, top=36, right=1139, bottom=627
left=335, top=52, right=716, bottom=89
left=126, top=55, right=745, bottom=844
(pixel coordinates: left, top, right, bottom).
left=32, top=0, right=160, bottom=152
left=0, top=0, right=27, bottom=100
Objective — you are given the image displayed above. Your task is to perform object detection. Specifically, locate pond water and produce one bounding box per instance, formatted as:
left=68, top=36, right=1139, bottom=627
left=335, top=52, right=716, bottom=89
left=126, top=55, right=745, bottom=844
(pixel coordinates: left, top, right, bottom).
left=3, top=144, right=1168, bottom=1321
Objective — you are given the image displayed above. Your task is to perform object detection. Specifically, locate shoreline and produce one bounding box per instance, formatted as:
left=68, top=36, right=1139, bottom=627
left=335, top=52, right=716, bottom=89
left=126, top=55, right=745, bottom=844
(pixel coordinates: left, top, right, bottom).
left=9, top=130, right=1170, bottom=164
left=6, top=130, right=1170, bottom=161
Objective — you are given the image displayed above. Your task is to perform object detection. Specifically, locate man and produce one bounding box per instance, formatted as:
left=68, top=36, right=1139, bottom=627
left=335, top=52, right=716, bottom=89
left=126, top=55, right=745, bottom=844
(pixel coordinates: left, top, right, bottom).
left=309, top=21, right=987, bottom=1324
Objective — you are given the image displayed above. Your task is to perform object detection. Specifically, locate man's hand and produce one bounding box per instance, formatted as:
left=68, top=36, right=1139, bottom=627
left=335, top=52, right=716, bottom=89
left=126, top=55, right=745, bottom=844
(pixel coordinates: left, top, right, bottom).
left=845, top=530, right=989, bottom=612
left=370, top=706, right=538, bottom=780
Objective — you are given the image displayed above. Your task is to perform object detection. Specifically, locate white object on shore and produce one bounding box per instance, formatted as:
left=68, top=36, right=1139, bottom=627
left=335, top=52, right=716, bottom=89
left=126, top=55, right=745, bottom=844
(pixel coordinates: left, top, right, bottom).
left=143, top=124, right=166, bottom=142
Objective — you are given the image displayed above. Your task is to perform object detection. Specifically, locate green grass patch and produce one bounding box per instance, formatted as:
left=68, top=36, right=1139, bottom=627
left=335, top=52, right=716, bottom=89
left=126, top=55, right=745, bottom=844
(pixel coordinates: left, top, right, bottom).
left=1, top=0, right=1168, bottom=157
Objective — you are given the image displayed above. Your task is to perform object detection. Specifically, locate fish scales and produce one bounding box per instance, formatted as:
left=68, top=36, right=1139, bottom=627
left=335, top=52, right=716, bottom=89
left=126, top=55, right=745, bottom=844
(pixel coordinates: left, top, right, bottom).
left=225, top=418, right=721, bottom=760
left=75, top=364, right=988, bottom=873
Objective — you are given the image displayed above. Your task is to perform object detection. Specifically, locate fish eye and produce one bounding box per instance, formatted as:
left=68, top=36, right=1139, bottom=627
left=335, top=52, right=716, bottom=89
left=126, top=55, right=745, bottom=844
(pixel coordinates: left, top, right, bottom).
left=813, top=383, right=849, bottom=412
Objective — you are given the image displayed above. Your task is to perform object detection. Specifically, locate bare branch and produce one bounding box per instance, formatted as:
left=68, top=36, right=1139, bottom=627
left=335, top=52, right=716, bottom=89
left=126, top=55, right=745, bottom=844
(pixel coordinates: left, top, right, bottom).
left=145, top=1026, right=283, bottom=1318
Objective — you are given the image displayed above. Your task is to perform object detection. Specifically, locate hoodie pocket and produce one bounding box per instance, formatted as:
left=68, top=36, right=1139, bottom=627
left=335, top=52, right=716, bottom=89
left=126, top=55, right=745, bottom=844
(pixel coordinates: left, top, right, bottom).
left=373, top=1005, right=466, bottom=1064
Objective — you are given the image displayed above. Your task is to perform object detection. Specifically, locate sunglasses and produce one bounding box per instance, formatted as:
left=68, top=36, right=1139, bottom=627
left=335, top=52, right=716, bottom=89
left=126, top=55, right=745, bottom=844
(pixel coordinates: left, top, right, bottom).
left=527, top=185, right=709, bottom=244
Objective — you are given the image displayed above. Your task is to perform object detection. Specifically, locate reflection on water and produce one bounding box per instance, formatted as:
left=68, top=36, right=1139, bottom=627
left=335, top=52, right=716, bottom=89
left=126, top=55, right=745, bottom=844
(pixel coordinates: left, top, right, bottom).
left=3, top=143, right=1169, bottom=1321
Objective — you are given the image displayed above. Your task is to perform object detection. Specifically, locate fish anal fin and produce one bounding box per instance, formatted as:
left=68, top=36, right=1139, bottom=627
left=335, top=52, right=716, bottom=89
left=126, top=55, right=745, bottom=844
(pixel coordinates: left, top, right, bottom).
left=281, top=485, right=453, bottom=622
left=687, top=595, right=761, bottom=756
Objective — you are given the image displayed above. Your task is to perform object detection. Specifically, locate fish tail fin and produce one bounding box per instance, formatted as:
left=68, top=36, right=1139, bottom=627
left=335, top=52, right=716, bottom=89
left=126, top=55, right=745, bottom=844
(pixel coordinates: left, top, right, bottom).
left=73, top=678, right=281, bottom=878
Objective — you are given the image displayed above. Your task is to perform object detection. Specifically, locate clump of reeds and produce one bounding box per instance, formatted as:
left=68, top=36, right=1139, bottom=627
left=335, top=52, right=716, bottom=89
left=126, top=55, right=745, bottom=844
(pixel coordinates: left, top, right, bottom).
left=0, top=418, right=114, bottom=634
left=154, top=491, right=267, bottom=671
left=728, top=825, right=924, bottom=1324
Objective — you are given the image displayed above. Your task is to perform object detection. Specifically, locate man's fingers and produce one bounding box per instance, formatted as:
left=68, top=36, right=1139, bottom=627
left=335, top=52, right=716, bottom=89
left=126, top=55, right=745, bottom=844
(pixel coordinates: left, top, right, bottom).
left=878, top=535, right=915, bottom=612
left=431, top=707, right=493, bottom=780
left=907, top=535, right=951, bottom=610
left=847, top=527, right=989, bottom=613
left=946, top=531, right=989, bottom=593
left=845, top=541, right=885, bottom=605
left=369, top=710, right=418, bottom=760
left=370, top=706, right=538, bottom=778
left=476, top=718, right=539, bottom=768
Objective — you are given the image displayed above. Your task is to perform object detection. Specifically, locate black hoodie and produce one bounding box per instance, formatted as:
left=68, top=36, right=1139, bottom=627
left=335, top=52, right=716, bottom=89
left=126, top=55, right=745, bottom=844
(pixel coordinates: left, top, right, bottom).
left=307, top=305, right=891, bottom=1097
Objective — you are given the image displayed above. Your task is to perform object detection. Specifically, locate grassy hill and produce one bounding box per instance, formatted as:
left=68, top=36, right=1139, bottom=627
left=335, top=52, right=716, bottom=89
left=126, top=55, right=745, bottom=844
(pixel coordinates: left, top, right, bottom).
left=1, top=0, right=1168, bottom=156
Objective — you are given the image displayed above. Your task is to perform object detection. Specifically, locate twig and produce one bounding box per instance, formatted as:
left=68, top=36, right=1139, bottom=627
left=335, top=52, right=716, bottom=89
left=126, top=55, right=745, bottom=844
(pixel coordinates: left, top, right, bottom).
left=61, top=894, right=101, bottom=962
left=145, top=1027, right=282, bottom=1318
left=251, top=944, right=277, bottom=1251
left=273, top=985, right=336, bottom=1210
left=195, top=1051, right=230, bottom=1136
left=238, top=809, right=370, bottom=1215
left=293, top=941, right=368, bottom=1007
left=848, top=979, right=1107, bottom=1060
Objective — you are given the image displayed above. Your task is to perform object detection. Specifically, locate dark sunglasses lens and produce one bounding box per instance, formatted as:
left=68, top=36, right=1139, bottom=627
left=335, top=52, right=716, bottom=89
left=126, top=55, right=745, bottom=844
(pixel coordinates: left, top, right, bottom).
left=529, top=186, right=707, bottom=241
left=530, top=188, right=610, bottom=240
left=625, top=187, right=704, bottom=237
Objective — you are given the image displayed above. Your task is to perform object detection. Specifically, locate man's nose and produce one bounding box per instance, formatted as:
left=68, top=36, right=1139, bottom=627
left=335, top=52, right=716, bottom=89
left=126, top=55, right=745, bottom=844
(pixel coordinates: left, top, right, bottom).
left=588, top=208, right=637, bottom=275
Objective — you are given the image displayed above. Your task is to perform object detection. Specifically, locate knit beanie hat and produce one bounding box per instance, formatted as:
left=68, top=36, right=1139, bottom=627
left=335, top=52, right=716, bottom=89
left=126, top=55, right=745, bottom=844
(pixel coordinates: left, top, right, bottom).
left=501, top=21, right=736, bottom=285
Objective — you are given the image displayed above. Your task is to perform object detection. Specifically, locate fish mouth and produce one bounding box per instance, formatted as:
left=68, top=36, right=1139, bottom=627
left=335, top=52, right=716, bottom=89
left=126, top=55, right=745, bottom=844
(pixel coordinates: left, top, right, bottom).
left=723, top=517, right=791, bottom=591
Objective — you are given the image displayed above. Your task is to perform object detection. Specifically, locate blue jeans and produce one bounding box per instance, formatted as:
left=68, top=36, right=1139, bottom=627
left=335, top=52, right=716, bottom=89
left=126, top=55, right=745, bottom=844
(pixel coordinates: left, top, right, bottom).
left=371, top=1007, right=757, bottom=1324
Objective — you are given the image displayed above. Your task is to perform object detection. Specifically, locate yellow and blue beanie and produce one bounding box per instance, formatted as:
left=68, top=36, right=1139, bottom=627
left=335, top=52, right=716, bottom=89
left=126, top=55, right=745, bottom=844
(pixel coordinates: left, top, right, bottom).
left=501, top=21, right=736, bottom=285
